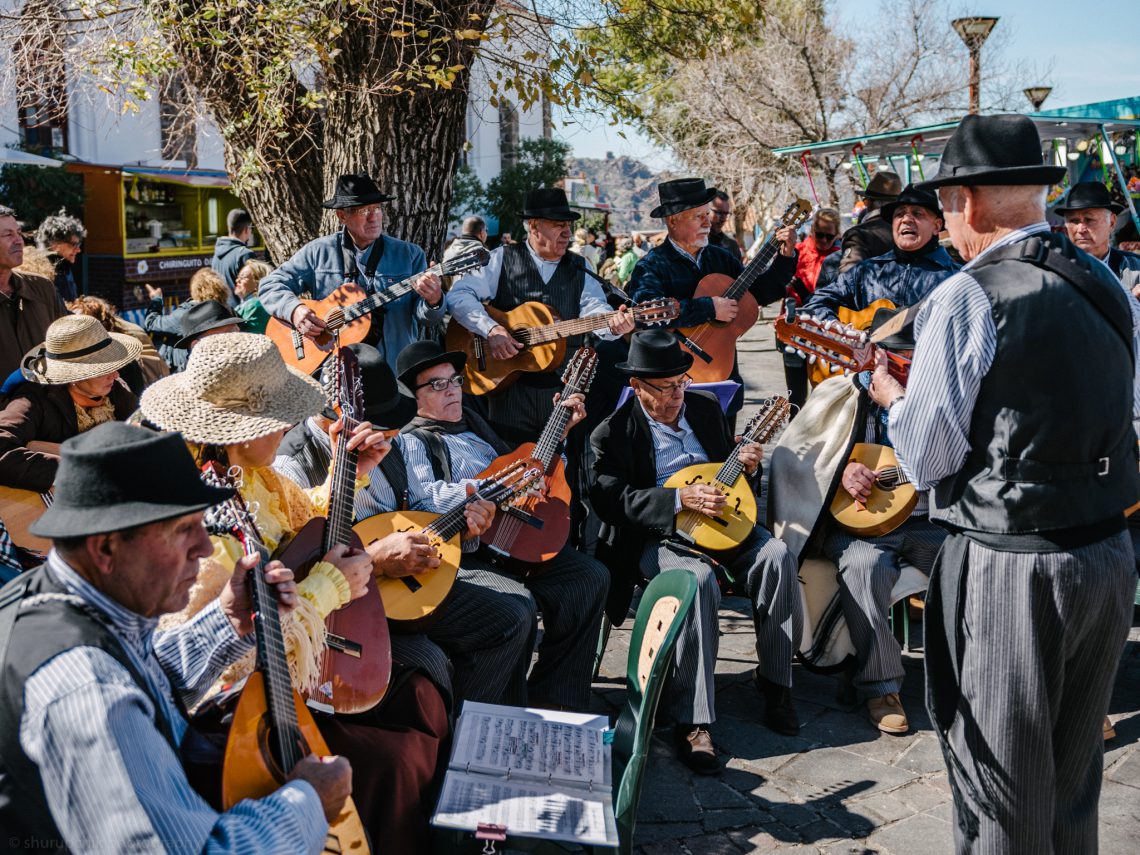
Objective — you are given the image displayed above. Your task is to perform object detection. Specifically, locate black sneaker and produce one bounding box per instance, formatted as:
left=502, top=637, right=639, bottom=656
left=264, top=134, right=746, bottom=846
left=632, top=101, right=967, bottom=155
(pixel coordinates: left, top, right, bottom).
left=755, top=668, right=801, bottom=735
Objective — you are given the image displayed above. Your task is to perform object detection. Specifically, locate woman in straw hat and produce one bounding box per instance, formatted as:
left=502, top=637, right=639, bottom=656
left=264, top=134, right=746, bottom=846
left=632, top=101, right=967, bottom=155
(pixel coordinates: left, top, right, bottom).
left=140, top=332, right=449, bottom=852
left=0, top=314, right=141, bottom=493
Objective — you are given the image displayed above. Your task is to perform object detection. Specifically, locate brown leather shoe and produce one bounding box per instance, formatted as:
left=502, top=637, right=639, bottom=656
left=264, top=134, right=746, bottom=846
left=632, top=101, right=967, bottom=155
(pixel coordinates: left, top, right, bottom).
left=1104, top=716, right=1116, bottom=741
left=868, top=693, right=909, bottom=734
left=674, top=724, right=721, bottom=775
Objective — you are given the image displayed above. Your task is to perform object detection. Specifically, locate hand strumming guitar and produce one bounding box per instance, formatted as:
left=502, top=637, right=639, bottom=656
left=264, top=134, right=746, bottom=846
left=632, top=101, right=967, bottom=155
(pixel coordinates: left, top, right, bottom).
left=290, top=304, right=329, bottom=340
left=679, top=483, right=727, bottom=517
left=322, top=543, right=374, bottom=601
left=712, top=296, right=739, bottom=322
left=288, top=754, right=353, bottom=823
left=842, top=461, right=877, bottom=502
left=487, top=324, right=523, bottom=360
left=368, top=531, right=441, bottom=578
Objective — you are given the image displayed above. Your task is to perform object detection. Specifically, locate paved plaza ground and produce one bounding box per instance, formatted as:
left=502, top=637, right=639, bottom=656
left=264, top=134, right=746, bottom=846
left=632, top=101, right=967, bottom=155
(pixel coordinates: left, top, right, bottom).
left=590, top=318, right=1140, bottom=855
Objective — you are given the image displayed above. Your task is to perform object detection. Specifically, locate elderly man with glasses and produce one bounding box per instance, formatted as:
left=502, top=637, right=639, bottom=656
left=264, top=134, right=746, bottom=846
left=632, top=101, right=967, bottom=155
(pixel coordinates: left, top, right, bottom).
left=590, top=330, right=802, bottom=775
left=259, top=173, right=444, bottom=371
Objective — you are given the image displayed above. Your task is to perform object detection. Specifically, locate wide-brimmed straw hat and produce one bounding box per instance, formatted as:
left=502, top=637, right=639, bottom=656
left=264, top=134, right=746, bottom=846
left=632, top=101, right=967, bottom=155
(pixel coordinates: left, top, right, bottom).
left=139, top=332, right=324, bottom=445
left=21, top=314, right=143, bottom=385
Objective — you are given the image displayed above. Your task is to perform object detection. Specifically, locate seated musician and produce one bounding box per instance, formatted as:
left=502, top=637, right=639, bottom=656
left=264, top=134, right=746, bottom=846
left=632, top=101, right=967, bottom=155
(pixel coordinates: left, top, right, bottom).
left=258, top=174, right=444, bottom=369
left=138, top=333, right=448, bottom=851
left=396, top=340, right=610, bottom=711
left=273, top=343, right=535, bottom=709
left=589, top=330, right=802, bottom=774
left=629, top=178, right=796, bottom=418
left=0, top=315, right=140, bottom=493
left=446, top=187, right=635, bottom=443
left=0, top=422, right=349, bottom=852
left=802, top=185, right=958, bottom=323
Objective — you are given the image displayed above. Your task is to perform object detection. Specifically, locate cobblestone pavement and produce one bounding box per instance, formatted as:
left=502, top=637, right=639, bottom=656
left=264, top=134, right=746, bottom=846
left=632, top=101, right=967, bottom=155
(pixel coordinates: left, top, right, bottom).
left=590, top=318, right=1140, bottom=855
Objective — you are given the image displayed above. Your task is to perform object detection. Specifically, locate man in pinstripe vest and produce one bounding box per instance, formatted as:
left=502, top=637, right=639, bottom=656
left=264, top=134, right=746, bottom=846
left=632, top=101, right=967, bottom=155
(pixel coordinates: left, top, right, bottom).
left=870, top=114, right=1140, bottom=853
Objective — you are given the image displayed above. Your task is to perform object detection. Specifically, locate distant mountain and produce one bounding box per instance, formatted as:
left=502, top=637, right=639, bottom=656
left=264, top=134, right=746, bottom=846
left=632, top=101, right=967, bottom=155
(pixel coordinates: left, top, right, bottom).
left=565, top=155, right=675, bottom=232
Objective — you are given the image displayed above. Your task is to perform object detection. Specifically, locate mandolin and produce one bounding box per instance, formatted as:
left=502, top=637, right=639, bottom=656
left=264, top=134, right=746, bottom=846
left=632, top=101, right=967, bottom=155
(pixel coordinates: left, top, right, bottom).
left=0, top=441, right=62, bottom=555
left=665, top=396, right=792, bottom=552
left=775, top=308, right=912, bottom=385
left=352, top=461, right=543, bottom=627
left=829, top=443, right=918, bottom=537
left=273, top=346, right=391, bottom=714
left=445, top=298, right=678, bottom=395
left=476, top=346, right=599, bottom=565
left=678, top=199, right=813, bottom=382
left=805, top=298, right=897, bottom=387
left=266, top=247, right=491, bottom=374
left=202, top=462, right=370, bottom=855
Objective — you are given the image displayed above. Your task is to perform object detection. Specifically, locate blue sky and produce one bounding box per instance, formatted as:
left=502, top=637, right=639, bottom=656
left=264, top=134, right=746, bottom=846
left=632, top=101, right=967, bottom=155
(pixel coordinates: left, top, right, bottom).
left=557, top=0, right=1140, bottom=168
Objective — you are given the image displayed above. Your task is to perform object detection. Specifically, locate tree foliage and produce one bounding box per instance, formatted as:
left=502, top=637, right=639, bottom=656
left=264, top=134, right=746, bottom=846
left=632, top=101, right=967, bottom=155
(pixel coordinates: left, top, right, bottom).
left=457, top=136, right=570, bottom=239
left=0, top=162, right=85, bottom=229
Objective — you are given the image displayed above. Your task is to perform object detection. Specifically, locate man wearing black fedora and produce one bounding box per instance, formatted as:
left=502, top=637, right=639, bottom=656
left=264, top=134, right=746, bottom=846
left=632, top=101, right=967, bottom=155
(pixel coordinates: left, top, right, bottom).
left=629, top=177, right=797, bottom=418
left=273, top=343, right=536, bottom=711
left=174, top=299, right=245, bottom=350
left=0, top=422, right=350, bottom=851
left=590, top=330, right=802, bottom=773
left=1056, top=180, right=1140, bottom=280
left=839, top=170, right=903, bottom=273
left=259, top=172, right=445, bottom=370
left=868, top=113, right=1140, bottom=853
left=447, top=186, right=635, bottom=442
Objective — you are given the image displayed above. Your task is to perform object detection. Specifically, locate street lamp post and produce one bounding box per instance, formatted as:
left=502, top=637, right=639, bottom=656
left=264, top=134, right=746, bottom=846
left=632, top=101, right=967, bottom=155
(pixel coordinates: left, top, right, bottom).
left=1024, top=86, right=1053, bottom=111
left=952, top=17, right=1000, bottom=114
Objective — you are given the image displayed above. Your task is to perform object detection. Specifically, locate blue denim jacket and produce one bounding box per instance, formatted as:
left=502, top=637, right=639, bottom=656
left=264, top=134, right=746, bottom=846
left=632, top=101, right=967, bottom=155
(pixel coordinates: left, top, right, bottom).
left=802, top=245, right=959, bottom=322
left=258, top=229, right=444, bottom=367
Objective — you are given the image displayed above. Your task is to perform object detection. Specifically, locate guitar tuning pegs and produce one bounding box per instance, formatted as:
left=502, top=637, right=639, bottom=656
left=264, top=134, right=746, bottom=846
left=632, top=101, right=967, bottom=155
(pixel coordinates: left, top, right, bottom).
left=807, top=354, right=817, bottom=364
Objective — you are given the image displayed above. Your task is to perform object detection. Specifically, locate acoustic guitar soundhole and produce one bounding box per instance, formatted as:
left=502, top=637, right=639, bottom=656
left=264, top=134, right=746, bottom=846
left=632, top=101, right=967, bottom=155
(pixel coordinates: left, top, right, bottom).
left=258, top=716, right=307, bottom=781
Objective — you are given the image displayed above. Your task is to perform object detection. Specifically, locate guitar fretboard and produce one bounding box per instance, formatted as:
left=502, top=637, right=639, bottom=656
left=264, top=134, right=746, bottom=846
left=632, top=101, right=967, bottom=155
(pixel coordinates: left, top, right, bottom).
left=323, top=416, right=361, bottom=552
left=514, top=313, right=613, bottom=346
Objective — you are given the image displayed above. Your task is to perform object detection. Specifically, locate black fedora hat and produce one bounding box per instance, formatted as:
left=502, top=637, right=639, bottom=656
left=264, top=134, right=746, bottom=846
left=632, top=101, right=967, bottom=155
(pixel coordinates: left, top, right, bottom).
left=916, top=114, right=1067, bottom=191
left=616, top=329, right=695, bottom=378
left=650, top=178, right=718, bottom=219
left=322, top=173, right=395, bottom=210
left=1053, top=181, right=1125, bottom=215
left=347, top=343, right=417, bottom=430
left=29, top=422, right=233, bottom=539
left=395, top=340, right=467, bottom=392
left=522, top=188, right=581, bottom=222
left=855, top=171, right=903, bottom=201
left=174, top=299, right=246, bottom=349
left=881, top=184, right=943, bottom=221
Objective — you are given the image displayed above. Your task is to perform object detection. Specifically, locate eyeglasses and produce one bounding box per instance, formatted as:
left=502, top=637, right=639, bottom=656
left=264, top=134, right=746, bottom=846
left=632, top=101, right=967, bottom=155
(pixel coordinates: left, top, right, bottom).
left=640, top=376, right=692, bottom=395
left=65, top=237, right=83, bottom=248
left=814, top=231, right=837, bottom=241
left=415, top=374, right=465, bottom=392
left=347, top=205, right=383, bottom=217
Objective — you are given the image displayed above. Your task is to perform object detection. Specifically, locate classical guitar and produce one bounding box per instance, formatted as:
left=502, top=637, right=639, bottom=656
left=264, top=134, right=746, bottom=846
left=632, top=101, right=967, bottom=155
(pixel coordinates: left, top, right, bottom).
left=830, top=443, right=918, bottom=537
left=665, top=396, right=792, bottom=552
left=805, top=298, right=897, bottom=386
left=273, top=346, right=391, bottom=714
left=266, top=247, right=491, bottom=374
left=445, top=298, right=678, bottom=395
left=352, top=461, right=543, bottom=627
left=202, top=463, right=370, bottom=855
left=775, top=308, right=912, bottom=385
left=0, top=441, right=62, bottom=555
left=678, top=199, right=813, bottom=382
left=477, top=346, right=598, bottom=565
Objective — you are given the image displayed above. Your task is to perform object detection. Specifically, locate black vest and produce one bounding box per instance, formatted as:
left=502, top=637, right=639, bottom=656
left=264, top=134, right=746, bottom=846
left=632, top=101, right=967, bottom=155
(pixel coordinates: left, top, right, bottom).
left=0, top=567, right=179, bottom=849
left=495, top=243, right=587, bottom=384
left=933, top=233, right=1140, bottom=535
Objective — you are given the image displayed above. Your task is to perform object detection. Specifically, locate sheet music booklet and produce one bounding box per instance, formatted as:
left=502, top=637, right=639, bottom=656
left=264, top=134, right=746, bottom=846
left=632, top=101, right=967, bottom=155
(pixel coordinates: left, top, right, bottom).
left=431, top=701, right=619, bottom=846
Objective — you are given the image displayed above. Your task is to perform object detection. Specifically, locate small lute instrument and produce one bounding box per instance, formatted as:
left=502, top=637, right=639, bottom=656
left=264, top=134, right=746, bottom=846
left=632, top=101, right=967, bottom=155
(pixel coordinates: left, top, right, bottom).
left=273, top=346, right=391, bottom=714
left=665, top=396, right=792, bottom=552
left=445, top=298, right=678, bottom=395
left=805, top=298, right=897, bottom=386
left=267, top=247, right=491, bottom=374
left=203, top=462, right=370, bottom=855
left=353, top=461, right=543, bottom=627
left=679, top=199, right=812, bottom=382
left=829, top=443, right=918, bottom=537
left=0, top=441, right=61, bottom=555
left=775, top=305, right=912, bottom=385
left=476, top=346, right=599, bottom=565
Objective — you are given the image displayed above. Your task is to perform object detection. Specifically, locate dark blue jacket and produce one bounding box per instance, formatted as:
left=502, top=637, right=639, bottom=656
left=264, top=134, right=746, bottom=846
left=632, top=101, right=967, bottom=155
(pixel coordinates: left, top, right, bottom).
left=629, top=240, right=795, bottom=328
left=802, top=244, right=959, bottom=321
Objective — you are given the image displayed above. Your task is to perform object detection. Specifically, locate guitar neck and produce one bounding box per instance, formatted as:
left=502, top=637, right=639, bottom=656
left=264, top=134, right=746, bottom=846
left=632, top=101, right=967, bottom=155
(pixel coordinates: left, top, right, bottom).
left=515, top=312, right=611, bottom=346
left=725, top=236, right=780, bottom=301
left=245, top=538, right=304, bottom=772
left=322, top=418, right=361, bottom=552
left=340, top=261, right=444, bottom=326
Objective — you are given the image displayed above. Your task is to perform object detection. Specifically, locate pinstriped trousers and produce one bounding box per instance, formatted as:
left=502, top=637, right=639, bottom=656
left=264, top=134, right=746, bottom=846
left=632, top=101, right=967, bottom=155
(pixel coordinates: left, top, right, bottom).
left=933, top=532, right=1136, bottom=854
left=640, top=525, right=801, bottom=725
left=823, top=515, right=946, bottom=700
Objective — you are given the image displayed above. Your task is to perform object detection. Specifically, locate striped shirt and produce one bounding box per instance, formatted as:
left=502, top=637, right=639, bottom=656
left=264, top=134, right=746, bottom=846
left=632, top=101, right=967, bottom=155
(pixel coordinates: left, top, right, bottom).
left=19, top=552, right=328, bottom=854
left=889, top=223, right=1140, bottom=496
left=401, top=430, right=492, bottom=512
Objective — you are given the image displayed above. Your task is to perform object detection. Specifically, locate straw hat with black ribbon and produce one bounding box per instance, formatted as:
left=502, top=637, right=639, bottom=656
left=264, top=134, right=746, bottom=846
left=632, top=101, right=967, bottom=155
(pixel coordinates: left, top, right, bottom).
left=139, top=332, right=324, bottom=445
left=21, top=314, right=143, bottom=385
